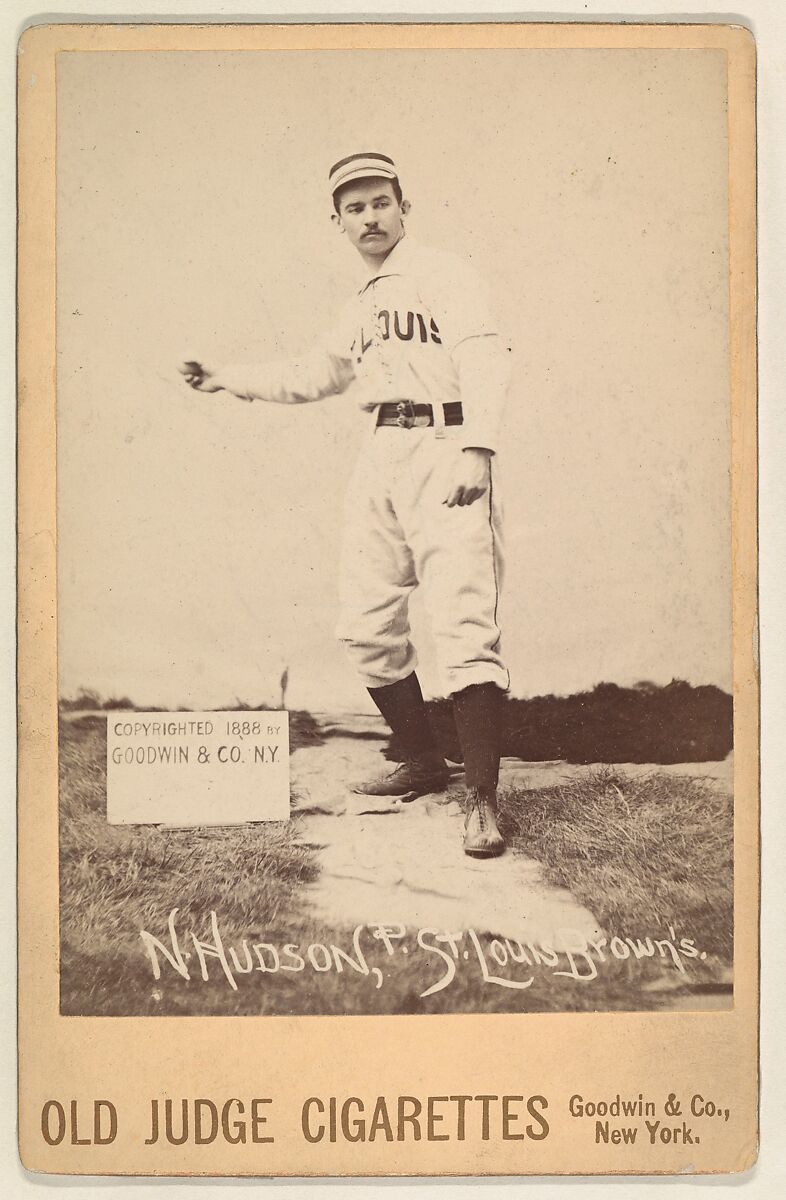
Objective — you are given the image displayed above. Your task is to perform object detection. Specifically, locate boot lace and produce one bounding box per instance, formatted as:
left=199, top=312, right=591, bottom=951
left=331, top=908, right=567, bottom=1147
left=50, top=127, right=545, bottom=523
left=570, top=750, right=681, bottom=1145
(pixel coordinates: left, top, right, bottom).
left=390, top=755, right=439, bottom=779
left=467, top=788, right=487, bottom=830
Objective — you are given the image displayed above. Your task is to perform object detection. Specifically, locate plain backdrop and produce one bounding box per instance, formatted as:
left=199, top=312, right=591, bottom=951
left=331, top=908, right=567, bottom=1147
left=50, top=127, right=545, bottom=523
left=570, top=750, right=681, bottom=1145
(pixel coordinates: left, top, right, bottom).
left=56, top=43, right=732, bottom=712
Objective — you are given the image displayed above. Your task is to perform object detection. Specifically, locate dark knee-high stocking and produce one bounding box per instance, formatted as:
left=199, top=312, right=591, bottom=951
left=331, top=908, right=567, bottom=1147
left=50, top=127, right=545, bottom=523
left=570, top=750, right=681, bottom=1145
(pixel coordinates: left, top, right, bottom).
left=452, top=682, right=503, bottom=790
left=367, top=672, right=440, bottom=760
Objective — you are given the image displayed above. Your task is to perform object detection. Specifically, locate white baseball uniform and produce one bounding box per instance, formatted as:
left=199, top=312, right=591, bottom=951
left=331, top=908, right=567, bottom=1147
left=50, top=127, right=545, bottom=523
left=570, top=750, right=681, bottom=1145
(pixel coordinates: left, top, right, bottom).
left=218, top=234, right=512, bottom=695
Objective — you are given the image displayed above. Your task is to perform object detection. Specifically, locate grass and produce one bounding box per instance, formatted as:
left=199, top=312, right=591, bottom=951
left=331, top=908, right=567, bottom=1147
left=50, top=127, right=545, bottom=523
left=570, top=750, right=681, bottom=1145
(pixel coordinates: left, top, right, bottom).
left=497, top=768, right=733, bottom=961
left=59, top=717, right=733, bottom=1017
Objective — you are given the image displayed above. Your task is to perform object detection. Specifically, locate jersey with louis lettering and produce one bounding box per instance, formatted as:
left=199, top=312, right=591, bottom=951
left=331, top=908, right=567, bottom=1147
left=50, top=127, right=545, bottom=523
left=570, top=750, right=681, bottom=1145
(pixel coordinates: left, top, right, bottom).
left=218, top=236, right=511, bottom=452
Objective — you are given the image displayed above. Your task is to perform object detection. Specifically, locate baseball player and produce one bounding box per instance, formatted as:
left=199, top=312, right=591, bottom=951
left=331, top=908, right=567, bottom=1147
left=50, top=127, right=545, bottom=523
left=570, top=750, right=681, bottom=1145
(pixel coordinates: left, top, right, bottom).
left=180, top=152, right=512, bottom=857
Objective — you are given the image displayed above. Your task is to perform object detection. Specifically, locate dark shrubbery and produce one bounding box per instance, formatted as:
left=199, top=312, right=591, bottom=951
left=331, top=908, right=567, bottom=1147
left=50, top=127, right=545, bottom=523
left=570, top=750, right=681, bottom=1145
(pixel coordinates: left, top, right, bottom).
left=389, top=681, right=733, bottom=765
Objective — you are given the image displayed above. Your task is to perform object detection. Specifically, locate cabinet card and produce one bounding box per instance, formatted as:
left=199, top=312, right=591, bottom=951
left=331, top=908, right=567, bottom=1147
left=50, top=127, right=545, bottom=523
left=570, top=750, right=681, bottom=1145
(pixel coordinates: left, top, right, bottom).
left=17, top=20, right=758, bottom=1177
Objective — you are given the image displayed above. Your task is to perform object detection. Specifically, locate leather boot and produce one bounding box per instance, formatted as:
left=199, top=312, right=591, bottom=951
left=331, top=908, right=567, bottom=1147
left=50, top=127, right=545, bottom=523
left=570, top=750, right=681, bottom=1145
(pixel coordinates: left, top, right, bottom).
left=463, top=787, right=505, bottom=857
left=353, top=751, right=450, bottom=797
left=453, top=684, right=506, bottom=855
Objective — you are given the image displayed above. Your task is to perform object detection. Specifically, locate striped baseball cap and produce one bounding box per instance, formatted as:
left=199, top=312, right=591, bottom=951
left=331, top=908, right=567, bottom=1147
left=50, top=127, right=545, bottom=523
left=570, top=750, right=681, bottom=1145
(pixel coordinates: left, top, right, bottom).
left=328, top=151, right=398, bottom=195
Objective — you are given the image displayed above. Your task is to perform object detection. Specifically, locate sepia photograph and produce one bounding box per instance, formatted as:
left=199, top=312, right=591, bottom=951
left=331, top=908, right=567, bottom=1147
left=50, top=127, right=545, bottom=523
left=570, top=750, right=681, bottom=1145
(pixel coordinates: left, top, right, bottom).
left=15, top=17, right=762, bottom=1177
left=52, top=41, right=739, bottom=1020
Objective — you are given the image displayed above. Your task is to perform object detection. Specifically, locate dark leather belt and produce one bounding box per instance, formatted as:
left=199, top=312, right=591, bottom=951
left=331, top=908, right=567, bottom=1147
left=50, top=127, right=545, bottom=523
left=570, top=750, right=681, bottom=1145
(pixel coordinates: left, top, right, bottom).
left=376, top=401, right=463, bottom=429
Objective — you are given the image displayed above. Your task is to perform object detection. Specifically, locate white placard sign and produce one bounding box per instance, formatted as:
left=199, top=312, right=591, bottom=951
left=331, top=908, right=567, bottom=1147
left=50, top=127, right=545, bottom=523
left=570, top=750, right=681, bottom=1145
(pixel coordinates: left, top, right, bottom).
left=106, top=711, right=290, bottom=826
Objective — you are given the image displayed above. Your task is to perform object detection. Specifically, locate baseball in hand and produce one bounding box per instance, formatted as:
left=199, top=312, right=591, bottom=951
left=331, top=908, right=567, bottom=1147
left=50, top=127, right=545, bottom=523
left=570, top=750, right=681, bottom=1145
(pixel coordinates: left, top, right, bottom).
left=177, top=360, right=221, bottom=392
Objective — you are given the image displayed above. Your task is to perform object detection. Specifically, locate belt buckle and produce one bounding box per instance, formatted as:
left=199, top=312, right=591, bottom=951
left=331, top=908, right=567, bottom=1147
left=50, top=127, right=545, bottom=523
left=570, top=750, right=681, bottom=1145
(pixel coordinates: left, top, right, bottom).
left=396, top=400, right=415, bottom=429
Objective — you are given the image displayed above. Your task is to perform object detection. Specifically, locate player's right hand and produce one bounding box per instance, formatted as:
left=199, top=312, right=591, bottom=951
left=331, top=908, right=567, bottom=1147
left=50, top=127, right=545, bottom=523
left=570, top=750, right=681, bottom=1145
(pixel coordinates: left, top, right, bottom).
left=177, top=360, right=224, bottom=393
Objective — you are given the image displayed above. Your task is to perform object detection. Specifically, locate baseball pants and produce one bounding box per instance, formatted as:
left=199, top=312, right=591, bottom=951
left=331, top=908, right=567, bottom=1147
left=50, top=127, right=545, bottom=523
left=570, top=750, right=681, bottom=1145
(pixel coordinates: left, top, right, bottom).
left=336, top=425, right=509, bottom=695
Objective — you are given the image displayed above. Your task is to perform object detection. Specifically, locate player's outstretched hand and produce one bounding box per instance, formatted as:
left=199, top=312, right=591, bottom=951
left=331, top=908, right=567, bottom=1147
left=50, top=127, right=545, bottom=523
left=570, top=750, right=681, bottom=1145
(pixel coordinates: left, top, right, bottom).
left=443, top=447, right=492, bottom=508
left=177, top=360, right=224, bottom=393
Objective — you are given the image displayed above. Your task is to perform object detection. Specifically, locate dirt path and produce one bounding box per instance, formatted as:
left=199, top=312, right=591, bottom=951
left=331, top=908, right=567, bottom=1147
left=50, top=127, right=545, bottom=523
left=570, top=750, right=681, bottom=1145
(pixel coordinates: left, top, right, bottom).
left=290, top=714, right=609, bottom=947
left=291, top=714, right=733, bottom=953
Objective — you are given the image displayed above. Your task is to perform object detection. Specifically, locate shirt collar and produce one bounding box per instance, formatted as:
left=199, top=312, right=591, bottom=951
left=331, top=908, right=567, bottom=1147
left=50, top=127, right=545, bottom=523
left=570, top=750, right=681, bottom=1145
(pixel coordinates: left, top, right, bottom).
left=358, top=233, right=419, bottom=292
